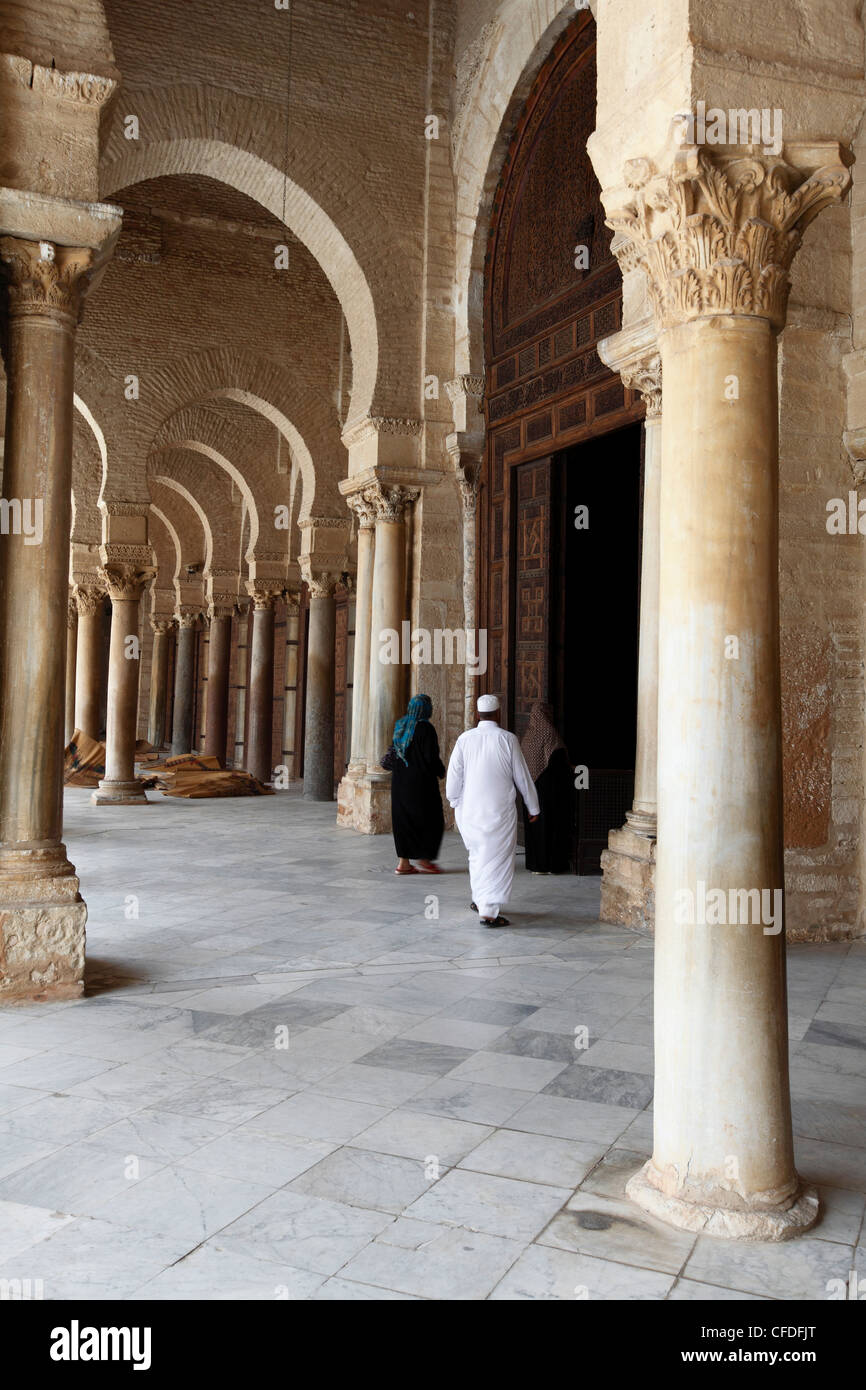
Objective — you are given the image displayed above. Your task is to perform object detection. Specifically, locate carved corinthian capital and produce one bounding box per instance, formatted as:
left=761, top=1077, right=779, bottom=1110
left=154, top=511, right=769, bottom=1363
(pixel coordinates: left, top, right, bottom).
left=621, top=353, right=662, bottom=419
left=302, top=569, right=341, bottom=599
left=363, top=483, right=420, bottom=522
left=150, top=617, right=174, bottom=636
left=346, top=491, right=376, bottom=530
left=100, top=563, right=156, bottom=602
left=0, top=237, right=94, bottom=325
left=604, top=139, right=851, bottom=333
left=245, top=580, right=283, bottom=611
left=74, top=582, right=106, bottom=618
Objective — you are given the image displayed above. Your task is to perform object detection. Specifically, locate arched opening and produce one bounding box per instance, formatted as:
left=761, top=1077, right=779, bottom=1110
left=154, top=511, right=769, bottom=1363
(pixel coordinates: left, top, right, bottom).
left=480, top=11, right=643, bottom=872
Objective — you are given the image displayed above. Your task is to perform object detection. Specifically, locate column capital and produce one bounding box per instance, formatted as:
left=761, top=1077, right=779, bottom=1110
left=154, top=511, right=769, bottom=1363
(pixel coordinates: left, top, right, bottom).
left=245, top=579, right=283, bottom=611
left=99, top=563, right=156, bottom=602
left=0, top=237, right=94, bottom=328
left=73, top=581, right=106, bottom=618
left=301, top=567, right=341, bottom=599
left=345, top=491, right=377, bottom=530
left=363, top=481, right=420, bottom=522
left=603, top=136, right=852, bottom=333
left=207, top=601, right=236, bottom=621
left=598, top=320, right=663, bottom=419
left=175, top=606, right=202, bottom=629
left=150, top=616, right=175, bottom=635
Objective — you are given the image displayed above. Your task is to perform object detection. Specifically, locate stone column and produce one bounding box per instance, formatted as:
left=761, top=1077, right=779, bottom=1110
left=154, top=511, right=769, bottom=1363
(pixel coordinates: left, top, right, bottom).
left=366, top=485, right=418, bottom=774
left=171, top=610, right=199, bottom=756
left=65, top=595, right=78, bottom=745
left=204, top=605, right=233, bottom=766
left=245, top=582, right=280, bottom=784
left=282, top=596, right=300, bottom=778
left=0, top=239, right=101, bottom=1000
left=600, top=338, right=661, bottom=930
left=605, top=138, right=850, bottom=1239
left=302, top=572, right=339, bottom=800
left=92, top=563, right=155, bottom=806
left=147, top=618, right=173, bottom=750
left=455, top=459, right=480, bottom=731
left=346, top=496, right=376, bottom=774
left=73, top=581, right=107, bottom=738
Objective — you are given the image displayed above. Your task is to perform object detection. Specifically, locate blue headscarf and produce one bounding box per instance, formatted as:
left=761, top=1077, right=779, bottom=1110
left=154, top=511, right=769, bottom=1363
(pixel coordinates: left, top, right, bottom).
left=393, top=693, right=433, bottom=765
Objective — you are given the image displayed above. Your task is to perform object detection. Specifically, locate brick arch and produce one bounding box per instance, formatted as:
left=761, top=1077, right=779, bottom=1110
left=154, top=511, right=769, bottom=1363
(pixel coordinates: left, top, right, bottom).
left=72, top=395, right=107, bottom=547
left=129, top=347, right=338, bottom=520
left=149, top=441, right=260, bottom=560
left=148, top=452, right=241, bottom=579
left=150, top=475, right=214, bottom=576
left=148, top=479, right=208, bottom=594
left=207, top=390, right=316, bottom=522
left=149, top=507, right=182, bottom=606
left=100, top=132, right=378, bottom=424
left=453, top=0, right=588, bottom=378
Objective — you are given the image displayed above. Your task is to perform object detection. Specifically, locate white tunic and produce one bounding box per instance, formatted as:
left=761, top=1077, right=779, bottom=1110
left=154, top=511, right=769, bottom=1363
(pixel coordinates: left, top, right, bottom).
left=446, top=722, right=540, bottom=915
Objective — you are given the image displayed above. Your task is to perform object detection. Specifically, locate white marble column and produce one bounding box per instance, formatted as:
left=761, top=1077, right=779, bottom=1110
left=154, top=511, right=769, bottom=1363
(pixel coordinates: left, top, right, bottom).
left=302, top=572, right=339, bottom=801
left=599, top=340, right=661, bottom=930
left=604, top=138, right=850, bottom=1239
left=347, top=496, right=376, bottom=774
left=92, top=562, right=154, bottom=806
left=366, top=485, right=418, bottom=775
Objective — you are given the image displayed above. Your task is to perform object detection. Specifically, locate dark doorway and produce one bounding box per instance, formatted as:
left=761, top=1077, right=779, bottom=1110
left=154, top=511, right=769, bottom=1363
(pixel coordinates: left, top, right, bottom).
left=557, top=421, right=642, bottom=871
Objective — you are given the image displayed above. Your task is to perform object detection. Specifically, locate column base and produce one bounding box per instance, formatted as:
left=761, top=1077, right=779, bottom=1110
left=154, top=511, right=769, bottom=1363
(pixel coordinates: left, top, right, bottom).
left=336, top=769, right=392, bottom=834
left=91, top=779, right=151, bottom=806
left=626, top=1160, right=820, bottom=1242
left=600, top=823, right=656, bottom=930
left=0, top=857, right=87, bottom=1002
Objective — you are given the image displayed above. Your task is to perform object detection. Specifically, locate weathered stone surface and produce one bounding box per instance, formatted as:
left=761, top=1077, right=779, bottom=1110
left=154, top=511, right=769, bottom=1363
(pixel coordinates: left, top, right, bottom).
left=0, top=900, right=87, bottom=1002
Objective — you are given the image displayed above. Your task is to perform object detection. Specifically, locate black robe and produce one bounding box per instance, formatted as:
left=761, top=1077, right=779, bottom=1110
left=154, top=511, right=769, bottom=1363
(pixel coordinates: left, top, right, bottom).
left=391, top=720, right=446, bottom=860
left=523, top=747, right=574, bottom=873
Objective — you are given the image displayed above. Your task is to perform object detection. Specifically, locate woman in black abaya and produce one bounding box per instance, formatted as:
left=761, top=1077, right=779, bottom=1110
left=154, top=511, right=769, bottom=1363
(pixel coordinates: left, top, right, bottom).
left=521, top=701, right=574, bottom=874
left=389, top=693, right=446, bottom=875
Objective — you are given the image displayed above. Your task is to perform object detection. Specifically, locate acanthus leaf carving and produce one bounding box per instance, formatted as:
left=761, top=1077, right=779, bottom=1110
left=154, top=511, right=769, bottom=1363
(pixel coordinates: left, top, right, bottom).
left=606, top=142, right=851, bottom=333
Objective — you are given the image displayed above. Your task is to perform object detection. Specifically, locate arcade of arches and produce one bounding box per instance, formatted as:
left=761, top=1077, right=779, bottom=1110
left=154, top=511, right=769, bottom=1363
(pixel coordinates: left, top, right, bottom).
left=0, top=0, right=865, bottom=1296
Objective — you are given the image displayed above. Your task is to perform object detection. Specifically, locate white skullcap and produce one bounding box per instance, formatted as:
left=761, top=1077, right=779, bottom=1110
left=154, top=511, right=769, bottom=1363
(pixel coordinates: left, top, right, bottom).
left=477, top=694, right=501, bottom=713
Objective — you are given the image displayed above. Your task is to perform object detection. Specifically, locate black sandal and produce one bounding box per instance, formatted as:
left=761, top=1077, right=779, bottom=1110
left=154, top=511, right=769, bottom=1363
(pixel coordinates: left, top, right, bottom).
left=480, top=915, right=510, bottom=928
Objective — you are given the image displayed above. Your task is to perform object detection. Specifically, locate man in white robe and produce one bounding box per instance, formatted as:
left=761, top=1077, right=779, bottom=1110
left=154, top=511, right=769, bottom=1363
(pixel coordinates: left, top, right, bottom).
left=446, top=694, right=540, bottom=926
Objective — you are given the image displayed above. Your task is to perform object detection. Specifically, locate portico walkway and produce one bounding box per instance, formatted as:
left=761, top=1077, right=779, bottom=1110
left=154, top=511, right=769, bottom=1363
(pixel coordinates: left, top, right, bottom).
left=0, top=790, right=862, bottom=1300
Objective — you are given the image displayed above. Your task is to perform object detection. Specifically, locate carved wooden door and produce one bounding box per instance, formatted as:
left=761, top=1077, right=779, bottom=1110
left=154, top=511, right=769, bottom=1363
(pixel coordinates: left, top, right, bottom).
left=512, top=457, right=552, bottom=739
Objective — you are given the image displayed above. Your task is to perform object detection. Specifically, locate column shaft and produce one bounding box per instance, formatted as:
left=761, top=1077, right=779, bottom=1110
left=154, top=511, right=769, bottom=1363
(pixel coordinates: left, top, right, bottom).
left=367, top=517, right=406, bottom=772
left=65, top=601, right=78, bottom=746
left=74, top=593, right=105, bottom=738
left=92, top=571, right=152, bottom=806
left=171, top=622, right=197, bottom=756
left=246, top=603, right=276, bottom=783
left=303, top=589, right=337, bottom=800
left=633, top=315, right=806, bottom=1237
left=628, top=411, right=661, bottom=833
left=204, top=613, right=233, bottom=766
left=147, top=624, right=171, bottom=749
left=349, top=523, right=375, bottom=769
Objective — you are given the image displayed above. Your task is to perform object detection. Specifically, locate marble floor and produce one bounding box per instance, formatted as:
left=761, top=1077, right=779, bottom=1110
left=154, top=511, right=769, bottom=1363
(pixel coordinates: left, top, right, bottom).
left=0, top=787, right=863, bottom=1301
